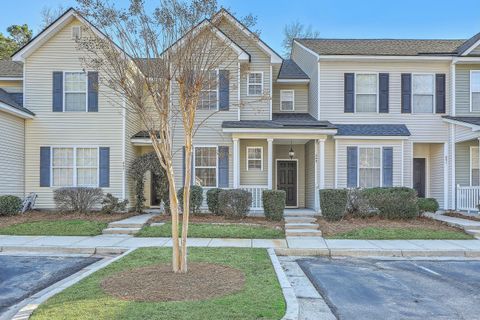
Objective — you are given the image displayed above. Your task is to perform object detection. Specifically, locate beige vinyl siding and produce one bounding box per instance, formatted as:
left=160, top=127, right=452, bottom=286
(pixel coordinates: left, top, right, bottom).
left=454, top=123, right=479, bottom=142
left=272, top=84, right=308, bottom=113
left=240, top=139, right=268, bottom=186
left=124, top=103, right=141, bottom=205
left=291, top=42, right=318, bottom=118
left=324, top=137, right=336, bottom=188
left=468, top=45, right=480, bottom=56
left=0, top=80, right=23, bottom=93
left=430, top=143, right=445, bottom=208
left=273, top=144, right=305, bottom=207
left=24, top=19, right=125, bottom=208
left=0, top=110, right=25, bottom=197
left=305, top=140, right=315, bottom=208
left=455, top=140, right=478, bottom=186
left=319, top=61, right=451, bottom=142
left=455, top=64, right=480, bottom=116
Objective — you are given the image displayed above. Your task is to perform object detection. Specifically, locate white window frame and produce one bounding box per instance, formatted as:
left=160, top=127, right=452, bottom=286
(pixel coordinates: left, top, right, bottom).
left=357, top=146, right=383, bottom=188
left=280, top=89, right=295, bottom=112
left=470, top=70, right=480, bottom=112
left=198, top=69, right=219, bottom=111
left=193, top=145, right=218, bottom=188
left=71, top=26, right=82, bottom=40
left=63, top=71, right=88, bottom=112
left=470, top=146, right=479, bottom=186
left=246, top=146, right=264, bottom=171
left=51, top=146, right=100, bottom=187
left=411, top=73, right=435, bottom=114
left=354, top=73, right=379, bottom=113
left=247, top=71, right=264, bottom=96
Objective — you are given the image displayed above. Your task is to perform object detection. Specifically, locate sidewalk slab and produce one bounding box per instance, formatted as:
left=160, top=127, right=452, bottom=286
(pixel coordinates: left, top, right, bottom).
left=26, top=236, right=89, bottom=247
left=164, top=238, right=213, bottom=247
left=366, top=240, right=425, bottom=250
left=252, top=239, right=287, bottom=248
left=325, top=239, right=382, bottom=250
left=407, top=240, right=468, bottom=250
left=287, top=236, right=327, bottom=249
left=73, top=235, right=131, bottom=247
left=0, top=236, right=45, bottom=246
left=208, top=239, right=252, bottom=247
left=115, top=237, right=169, bottom=248
left=444, top=240, right=480, bottom=250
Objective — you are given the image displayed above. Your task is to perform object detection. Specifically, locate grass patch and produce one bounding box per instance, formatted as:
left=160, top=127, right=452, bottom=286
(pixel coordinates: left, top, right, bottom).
left=137, top=222, right=284, bottom=239
left=31, top=247, right=285, bottom=320
left=327, top=227, right=474, bottom=240
left=0, top=220, right=107, bottom=236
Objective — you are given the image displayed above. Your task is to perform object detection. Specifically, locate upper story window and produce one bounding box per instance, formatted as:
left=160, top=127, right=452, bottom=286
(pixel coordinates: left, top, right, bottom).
left=471, top=71, right=480, bottom=112
left=64, top=72, right=87, bottom=112
left=355, top=74, right=377, bottom=112
left=52, top=147, right=98, bottom=187
left=247, top=72, right=263, bottom=96
left=194, top=146, right=217, bottom=187
left=280, top=90, right=295, bottom=112
left=359, top=147, right=381, bottom=188
left=412, top=74, right=434, bottom=113
left=198, top=70, right=218, bottom=110
left=246, top=147, right=263, bottom=171
left=71, top=26, right=82, bottom=40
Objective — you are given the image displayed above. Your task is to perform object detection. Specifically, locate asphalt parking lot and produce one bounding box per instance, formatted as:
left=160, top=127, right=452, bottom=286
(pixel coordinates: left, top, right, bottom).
left=0, top=255, right=99, bottom=316
left=298, top=257, right=480, bottom=320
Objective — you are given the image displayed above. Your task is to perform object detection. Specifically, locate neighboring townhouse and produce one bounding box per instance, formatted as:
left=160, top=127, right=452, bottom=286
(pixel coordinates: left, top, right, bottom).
left=1, top=7, right=480, bottom=213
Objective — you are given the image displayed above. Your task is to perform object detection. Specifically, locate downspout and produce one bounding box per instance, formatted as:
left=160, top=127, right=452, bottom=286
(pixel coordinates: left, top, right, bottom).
left=122, top=95, right=126, bottom=200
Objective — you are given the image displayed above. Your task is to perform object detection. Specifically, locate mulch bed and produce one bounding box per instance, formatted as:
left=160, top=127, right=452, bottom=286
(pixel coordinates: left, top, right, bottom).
left=444, top=211, right=480, bottom=222
left=0, top=210, right=136, bottom=228
left=151, top=214, right=284, bottom=229
left=101, top=262, right=245, bottom=302
left=318, top=216, right=465, bottom=237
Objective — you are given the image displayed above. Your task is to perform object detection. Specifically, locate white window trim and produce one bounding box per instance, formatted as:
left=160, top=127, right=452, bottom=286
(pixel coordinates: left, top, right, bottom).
left=50, top=146, right=100, bottom=187
left=63, top=71, right=88, bottom=112
left=357, top=146, right=383, bottom=188
left=411, top=73, right=436, bottom=114
left=198, top=69, right=219, bottom=111
left=470, top=146, right=479, bottom=186
left=470, top=70, right=480, bottom=112
left=71, top=26, right=82, bottom=40
left=247, top=71, right=264, bottom=96
left=354, top=73, right=379, bottom=113
left=280, top=89, right=295, bottom=112
left=193, top=145, right=218, bottom=188
left=246, top=146, right=264, bottom=171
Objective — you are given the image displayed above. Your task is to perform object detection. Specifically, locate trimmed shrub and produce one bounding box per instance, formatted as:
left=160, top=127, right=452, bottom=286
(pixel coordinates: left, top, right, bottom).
left=177, top=185, right=204, bottom=214
left=101, top=193, right=129, bottom=214
left=0, top=195, right=22, bottom=216
left=346, top=188, right=377, bottom=218
left=206, top=188, right=222, bottom=215
left=218, top=189, right=252, bottom=220
left=53, top=187, right=103, bottom=213
left=320, top=189, right=348, bottom=221
left=418, top=198, right=439, bottom=213
left=362, top=187, right=419, bottom=219
left=262, top=190, right=286, bottom=221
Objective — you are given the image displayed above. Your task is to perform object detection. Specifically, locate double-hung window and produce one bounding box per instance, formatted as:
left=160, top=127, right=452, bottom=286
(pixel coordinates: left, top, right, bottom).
left=355, top=74, right=377, bottom=112
left=471, top=71, right=480, bottom=112
left=280, top=90, right=294, bottom=111
left=246, top=147, right=263, bottom=170
left=247, top=72, right=263, bottom=96
left=359, top=147, right=381, bottom=188
left=194, top=146, right=217, bottom=187
left=52, top=147, right=98, bottom=187
left=471, top=146, right=479, bottom=186
left=412, top=74, right=434, bottom=113
left=64, top=72, right=87, bottom=112
left=198, top=70, right=218, bottom=110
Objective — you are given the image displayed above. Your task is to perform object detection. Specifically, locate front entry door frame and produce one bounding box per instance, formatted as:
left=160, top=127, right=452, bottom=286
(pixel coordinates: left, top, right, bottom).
left=275, top=159, right=299, bottom=208
left=413, top=157, right=427, bottom=198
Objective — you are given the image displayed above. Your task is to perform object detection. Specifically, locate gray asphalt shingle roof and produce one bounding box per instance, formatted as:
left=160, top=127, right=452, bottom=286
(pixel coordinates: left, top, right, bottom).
left=296, top=38, right=466, bottom=56
left=335, top=124, right=411, bottom=136
left=278, top=59, right=309, bottom=80
left=0, top=88, right=34, bottom=116
left=443, top=116, right=480, bottom=127
left=222, top=113, right=335, bottom=129
left=0, top=60, right=23, bottom=77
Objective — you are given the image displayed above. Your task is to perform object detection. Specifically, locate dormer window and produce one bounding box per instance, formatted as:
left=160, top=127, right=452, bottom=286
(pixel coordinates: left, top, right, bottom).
left=72, top=26, right=82, bottom=40
left=280, top=90, right=295, bottom=111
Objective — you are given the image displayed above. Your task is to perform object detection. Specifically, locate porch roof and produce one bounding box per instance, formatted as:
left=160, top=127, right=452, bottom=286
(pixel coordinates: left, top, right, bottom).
left=334, top=124, right=411, bottom=137
left=443, top=116, right=480, bottom=128
left=222, top=113, right=335, bottom=129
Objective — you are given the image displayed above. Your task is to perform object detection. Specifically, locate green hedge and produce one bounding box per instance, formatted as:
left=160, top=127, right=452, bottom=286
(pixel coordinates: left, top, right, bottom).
left=362, top=187, right=419, bottom=219
left=0, top=195, right=22, bottom=216
left=177, top=185, right=203, bottom=214
left=218, top=189, right=251, bottom=219
left=262, top=190, right=286, bottom=221
left=206, top=188, right=222, bottom=215
left=320, top=189, right=348, bottom=221
left=417, top=198, right=439, bottom=213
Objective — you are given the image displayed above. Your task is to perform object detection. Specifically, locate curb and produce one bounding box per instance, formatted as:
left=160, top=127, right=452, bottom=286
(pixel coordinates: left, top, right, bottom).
left=0, top=245, right=129, bottom=255
left=275, top=248, right=480, bottom=258
left=267, top=248, right=299, bottom=320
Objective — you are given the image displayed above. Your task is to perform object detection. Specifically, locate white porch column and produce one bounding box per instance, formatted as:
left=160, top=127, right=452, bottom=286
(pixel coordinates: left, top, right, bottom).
left=267, top=138, right=273, bottom=189
left=315, top=139, right=325, bottom=212
left=233, top=138, right=240, bottom=188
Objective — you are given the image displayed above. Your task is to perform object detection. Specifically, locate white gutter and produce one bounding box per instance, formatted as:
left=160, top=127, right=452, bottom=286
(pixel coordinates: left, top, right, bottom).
left=0, top=102, right=34, bottom=119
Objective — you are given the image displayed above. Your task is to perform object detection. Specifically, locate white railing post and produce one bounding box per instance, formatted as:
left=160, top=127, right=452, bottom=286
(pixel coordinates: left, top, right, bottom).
left=267, top=138, right=273, bottom=190
left=456, top=184, right=480, bottom=213
left=240, top=185, right=268, bottom=210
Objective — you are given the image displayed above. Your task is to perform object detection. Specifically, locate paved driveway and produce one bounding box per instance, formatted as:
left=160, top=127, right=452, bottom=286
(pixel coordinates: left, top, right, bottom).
left=0, top=255, right=99, bottom=316
left=298, top=257, right=480, bottom=320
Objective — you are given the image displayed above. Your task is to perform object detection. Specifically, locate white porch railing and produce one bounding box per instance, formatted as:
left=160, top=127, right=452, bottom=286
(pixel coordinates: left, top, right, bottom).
left=240, top=185, right=268, bottom=210
left=456, top=184, right=480, bottom=212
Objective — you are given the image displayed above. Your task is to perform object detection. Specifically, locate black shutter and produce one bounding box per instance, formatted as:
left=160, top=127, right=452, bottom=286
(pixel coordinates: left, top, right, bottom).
left=218, top=70, right=229, bottom=111
left=379, top=73, right=389, bottom=113
left=52, top=72, right=63, bottom=112
left=436, top=74, right=446, bottom=114
left=88, top=71, right=99, bottom=112
left=218, top=146, right=229, bottom=187
left=382, top=147, right=393, bottom=187
left=347, top=147, right=358, bottom=188
left=401, top=73, right=412, bottom=113
left=40, top=147, right=51, bottom=187
left=344, top=73, right=355, bottom=113
left=99, top=147, right=110, bottom=187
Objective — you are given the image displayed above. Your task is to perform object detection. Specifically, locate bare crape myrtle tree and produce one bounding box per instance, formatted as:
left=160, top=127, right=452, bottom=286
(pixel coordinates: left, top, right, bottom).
left=76, top=0, right=264, bottom=273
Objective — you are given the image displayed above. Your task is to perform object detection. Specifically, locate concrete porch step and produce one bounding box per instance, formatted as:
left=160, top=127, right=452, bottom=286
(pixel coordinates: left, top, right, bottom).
left=285, top=223, right=319, bottom=230
left=284, top=211, right=317, bottom=217
left=284, top=217, right=317, bottom=223
left=286, top=229, right=323, bottom=237
left=102, top=227, right=141, bottom=235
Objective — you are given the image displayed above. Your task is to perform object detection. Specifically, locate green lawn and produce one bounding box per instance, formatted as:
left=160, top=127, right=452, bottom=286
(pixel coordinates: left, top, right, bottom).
left=0, top=220, right=107, bottom=236
left=327, top=227, right=474, bottom=240
left=136, top=222, right=285, bottom=239
left=31, top=247, right=285, bottom=320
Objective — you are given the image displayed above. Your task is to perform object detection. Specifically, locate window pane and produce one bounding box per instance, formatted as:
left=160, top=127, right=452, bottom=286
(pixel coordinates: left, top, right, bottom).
left=198, top=71, right=217, bottom=110
left=53, top=148, right=73, bottom=167
left=248, top=84, right=262, bottom=95
left=65, top=72, right=86, bottom=91
left=281, top=101, right=294, bottom=111
left=472, top=169, right=480, bottom=186
left=77, top=168, right=98, bottom=186
left=248, top=159, right=262, bottom=169
left=359, top=148, right=381, bottom=188
left=65, top=93, right=86, bottom=111
left=472, top=72, right=480, bottom=92
left=359, top=168, right=381, bottom=188
left=413, top=75, right=433, bottom=94
left=53, top=168, right=73, bottom=186
left=248, top=148, right=261, bottom=159
left=472, top=92, right=480, bottom=112
left=413, top=95, right=433, bottom=113
left=356, top=74, right=377, bottom=94
left=248, top=73, right=262, bottom=84
left=77, top=148, right=98, bottom=166
left=195, top=168, right=216, bottom=187
left=356, top=94, right=377, bottom=112
left=472, top=147, right=479, bottom=170
left=195, top=147, right=216, bottom=167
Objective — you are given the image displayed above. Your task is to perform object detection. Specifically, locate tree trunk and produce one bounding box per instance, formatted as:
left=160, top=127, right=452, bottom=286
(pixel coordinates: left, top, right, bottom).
left=180, top=140, right=192, bottom=273
left=166, top=163, right=181, bottom=272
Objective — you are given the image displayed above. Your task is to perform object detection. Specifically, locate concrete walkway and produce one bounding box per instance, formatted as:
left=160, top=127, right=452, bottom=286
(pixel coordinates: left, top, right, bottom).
left=424, top=212, right=480, bottom=238
left=102, top=213, right=158, bottom=235
left=1, top=235, right=480, bottom=257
